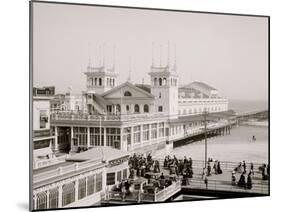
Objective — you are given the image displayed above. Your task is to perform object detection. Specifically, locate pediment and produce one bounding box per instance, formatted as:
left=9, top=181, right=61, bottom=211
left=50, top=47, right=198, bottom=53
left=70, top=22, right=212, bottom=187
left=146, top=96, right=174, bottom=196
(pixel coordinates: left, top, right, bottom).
left=101, top=82, right=154, bottom=99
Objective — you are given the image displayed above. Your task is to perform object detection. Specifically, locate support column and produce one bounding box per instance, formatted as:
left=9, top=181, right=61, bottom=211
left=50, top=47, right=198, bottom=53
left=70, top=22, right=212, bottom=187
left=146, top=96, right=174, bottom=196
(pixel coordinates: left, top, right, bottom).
left=54, top=126, right=58, bottom=152
left=87, top=127, right=90, bottom=149
left=120, top=127, right=123, bottom=151
left=130, top=126, right=134, bottom=150
left=33, top=195, right=37, bottom=210
left=140, top=124, right=143, bottom=147
left=75, top=179, right=79, bottom=201
left=58, top=185, right=63, bottom=208
left=103, top=127, right=107, bottom=147
left=85, top=177, right=88, bottom=196
left=46, top=190, right=50, bottom=209
left=70, top=126, right=74, bottom=152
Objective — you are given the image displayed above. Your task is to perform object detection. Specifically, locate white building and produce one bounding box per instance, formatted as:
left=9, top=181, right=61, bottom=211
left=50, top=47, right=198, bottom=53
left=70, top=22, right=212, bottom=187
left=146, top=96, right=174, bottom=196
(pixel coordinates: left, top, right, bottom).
left=50, top=51, right=230, bottom=154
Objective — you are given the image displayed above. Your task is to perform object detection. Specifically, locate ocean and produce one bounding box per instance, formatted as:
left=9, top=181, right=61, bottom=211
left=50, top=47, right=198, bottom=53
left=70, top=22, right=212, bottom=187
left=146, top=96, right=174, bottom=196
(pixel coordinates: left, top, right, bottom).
left=228, top=99, right=268, bottom=113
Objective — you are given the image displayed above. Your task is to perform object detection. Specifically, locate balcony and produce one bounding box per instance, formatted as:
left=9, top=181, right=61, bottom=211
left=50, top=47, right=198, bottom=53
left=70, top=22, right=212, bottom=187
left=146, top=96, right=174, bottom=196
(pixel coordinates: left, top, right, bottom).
left=51, top=112, right=169, bottom=122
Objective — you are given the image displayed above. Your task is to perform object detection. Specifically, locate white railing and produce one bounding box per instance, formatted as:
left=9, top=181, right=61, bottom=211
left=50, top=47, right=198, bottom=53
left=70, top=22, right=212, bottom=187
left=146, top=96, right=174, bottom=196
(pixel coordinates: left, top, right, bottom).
left=51, top=112, right=169, bottom=122
left=33, top=155, right=68, bottom=170
left=154, top=180, right=181, bottom=201
left=33, top=158, right=103, bottom=184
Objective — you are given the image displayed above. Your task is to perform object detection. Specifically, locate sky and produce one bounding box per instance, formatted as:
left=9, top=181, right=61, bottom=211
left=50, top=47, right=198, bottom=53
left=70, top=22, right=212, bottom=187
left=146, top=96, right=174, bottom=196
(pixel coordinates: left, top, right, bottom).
left=32, top=2, right=268, bottom=101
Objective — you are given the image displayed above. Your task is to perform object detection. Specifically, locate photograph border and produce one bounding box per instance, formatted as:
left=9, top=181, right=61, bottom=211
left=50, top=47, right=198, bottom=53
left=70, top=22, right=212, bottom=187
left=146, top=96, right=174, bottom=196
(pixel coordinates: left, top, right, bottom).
left=29, top=1, right=270, bottom=211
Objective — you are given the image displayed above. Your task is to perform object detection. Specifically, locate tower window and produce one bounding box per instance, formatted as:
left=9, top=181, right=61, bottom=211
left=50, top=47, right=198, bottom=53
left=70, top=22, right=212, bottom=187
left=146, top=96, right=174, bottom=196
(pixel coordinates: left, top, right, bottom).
left=144, top=104, right=149, bottom=113
left=163, top=78, right=167, bottom=86
left=126, top=105, right=130, bottom=112
left=159, top=78, right=162, bottom=86
left=134, top=104, right=140, bottom=113
left=124, top=91, right=132, bottom=96
left=158, top=106, right=163, bottom=112
left=154, top=78, right=157, bottom=86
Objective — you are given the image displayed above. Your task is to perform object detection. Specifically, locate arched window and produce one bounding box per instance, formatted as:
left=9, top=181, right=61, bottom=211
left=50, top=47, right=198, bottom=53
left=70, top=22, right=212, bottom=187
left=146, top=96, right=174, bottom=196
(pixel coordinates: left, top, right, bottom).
left=124, top=91, right=132, bottom=96
left=159, top=78, right=162, bottom=86
left=116, top=104, right=121, bottom=113
left=144, top=104, right=149, bottom=113
left=163, top=78, right=167, bottom=86
left=113, top=79, right=115, bottom=87
left=91, top=78, right=94, bottom=86
left=99, top=78, right=102, bottom=86
left=189, top=109, right=192, bottom=114
left=36, top=192, right=47, bottom=209
left=62, top=183, right=75, bottom=207
left=126, top=105, right=130, bottom=112
left=94, top=78, right=97, bottom=86
left=154, top=78, right=157, bottom=86
left=134, top=104, right=140, bottom=113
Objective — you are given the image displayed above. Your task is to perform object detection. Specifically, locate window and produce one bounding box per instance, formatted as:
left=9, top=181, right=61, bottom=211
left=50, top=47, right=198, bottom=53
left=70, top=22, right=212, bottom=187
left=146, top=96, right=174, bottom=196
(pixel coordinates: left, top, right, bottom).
left=99, top=78, right=102, bottom=86
left=134, top=104, right=140, bottom=113
left=159, top=92, right=162, bottom=99
left=123, top=169, right=128, bottom=179
left=39, top=110, right=48, bottom=129
left=91, top=78, right=94, bottom=86
left=87, top=175, right=95, bottom=195
left=189, top=109, right=192, bottom=114
left=124, top=91, right=132, bottom=96
left=96, top=172, right=103, bottom=192
left=154, top=78, right=157, bottom=86
left=73, top=127, right=87, bottom=146
left=36, top=192, right=47, bottom=210
left=106, top=173, right=115, bottom=185
left=116, top=104, right=121, bottom=113
left=122, top=127, right=131, bottom=145
left=126, top=105, right=130, bottom=112
left=151, top=123, right=157, bottom=139
left=159, top=78, right=162, bottom=86
left=163, top=78, right=167, bottom=85
left=78, top=178, right=86, bottom=200
left=117, top=171, right=122, bottom=182
left=49, top=188, right=58, bottom=209
left=158, top=106, right=163, bottom=112
left=94, top=78, right=97, bottom=86
left=144, top=104, right=149, bottom=113
left=62, top=183, right=75, bottom=207
left=90, top=128, right=104, bottom=146
left=143, top=124, right=149, bottom=141
left=159, top=122, right=165, bottom=137
left=106, top=128, right=121, bottom=149
left=133, top=126, right=141, bottom=143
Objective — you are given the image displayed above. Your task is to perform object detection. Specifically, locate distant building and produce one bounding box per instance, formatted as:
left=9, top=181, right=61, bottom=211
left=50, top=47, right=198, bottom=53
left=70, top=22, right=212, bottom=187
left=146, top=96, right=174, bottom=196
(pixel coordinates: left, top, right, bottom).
left=33, top=86, right=57, bottom=169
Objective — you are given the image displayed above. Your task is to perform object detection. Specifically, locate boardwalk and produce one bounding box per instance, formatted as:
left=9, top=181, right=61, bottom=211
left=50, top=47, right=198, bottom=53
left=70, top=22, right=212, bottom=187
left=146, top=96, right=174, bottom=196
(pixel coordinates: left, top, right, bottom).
left=102, top=160, right=269, bottom=205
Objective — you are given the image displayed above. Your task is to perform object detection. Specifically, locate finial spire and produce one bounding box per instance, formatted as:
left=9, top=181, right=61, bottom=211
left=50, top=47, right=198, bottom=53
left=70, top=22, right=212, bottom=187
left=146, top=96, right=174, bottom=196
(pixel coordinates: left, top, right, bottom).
left=87, top=42, right=91, bottom=67
left=127, top=56, right=132, bottom=82
left=160, top=44, right=162, bottom=67
left=174, top=43, right=177, bottom=71
left=152, top=42, right=155, bottom=67
left=113, top=45, right=116, bottom=70
left=103, top=43, right=106, bottom=67
left=167, top=41, right=170, bottom=67
left=99, top=44, right=102, bottom=67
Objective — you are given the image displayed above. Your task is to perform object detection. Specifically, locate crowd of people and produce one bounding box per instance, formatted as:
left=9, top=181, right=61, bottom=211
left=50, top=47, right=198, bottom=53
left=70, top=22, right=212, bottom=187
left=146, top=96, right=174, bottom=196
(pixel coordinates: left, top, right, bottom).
left=231, top=161, right=269, bottom=190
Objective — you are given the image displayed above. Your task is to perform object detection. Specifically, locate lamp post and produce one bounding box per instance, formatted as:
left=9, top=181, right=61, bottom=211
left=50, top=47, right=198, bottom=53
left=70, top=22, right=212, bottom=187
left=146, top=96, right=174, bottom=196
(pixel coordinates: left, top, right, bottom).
left=204, top=110, right=208, bottom=169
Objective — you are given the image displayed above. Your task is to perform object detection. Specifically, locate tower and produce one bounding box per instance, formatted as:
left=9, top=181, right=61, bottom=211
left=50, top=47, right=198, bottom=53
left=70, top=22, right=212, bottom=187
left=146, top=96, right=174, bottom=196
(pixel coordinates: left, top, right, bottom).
left=149, top=43, right=179, bottom=118
left=84, top=45, right=118, bottom=94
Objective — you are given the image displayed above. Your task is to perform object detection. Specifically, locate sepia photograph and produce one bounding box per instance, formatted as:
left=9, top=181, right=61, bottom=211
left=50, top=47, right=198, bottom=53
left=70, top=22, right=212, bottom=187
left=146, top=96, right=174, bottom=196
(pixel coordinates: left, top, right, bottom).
left=30, top=1, right=269, bottom=211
